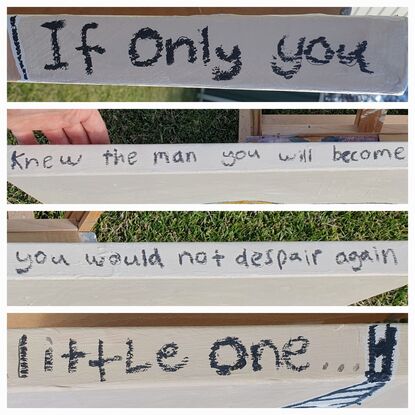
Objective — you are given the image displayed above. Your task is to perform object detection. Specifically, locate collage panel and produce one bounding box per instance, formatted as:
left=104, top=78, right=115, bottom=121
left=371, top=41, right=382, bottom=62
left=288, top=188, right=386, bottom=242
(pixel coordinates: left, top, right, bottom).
left=5, top=3, right=409, bottom=412
left=7, top=7, right=407, bottom=103
left=7, top=313, right=408, bottom=408
left=7, top=109, right=408, bottom=204
left=7, top=210, right=408, bottom=307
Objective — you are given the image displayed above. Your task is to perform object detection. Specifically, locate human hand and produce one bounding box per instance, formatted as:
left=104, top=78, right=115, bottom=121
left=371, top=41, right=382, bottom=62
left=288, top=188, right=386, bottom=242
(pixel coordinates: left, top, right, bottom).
left=7, top=109, right=110, bottom=144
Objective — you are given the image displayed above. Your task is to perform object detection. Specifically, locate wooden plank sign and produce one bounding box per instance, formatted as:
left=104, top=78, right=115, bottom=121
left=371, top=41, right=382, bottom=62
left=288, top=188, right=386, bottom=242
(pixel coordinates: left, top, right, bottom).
left=8, top=323, right=408, bottom=407
left=8, top=241, right=407, bottom=306
left=7, top=143, right=408, bottom=203
left=7, top=14, right=408, bottom=94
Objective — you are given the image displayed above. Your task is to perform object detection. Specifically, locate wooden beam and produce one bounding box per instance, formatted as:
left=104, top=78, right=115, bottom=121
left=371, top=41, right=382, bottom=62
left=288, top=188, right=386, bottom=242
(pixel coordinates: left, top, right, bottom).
left=7, top=14, right=407, bottom=94
left=65, top=211, right=102, bottom=232
left=7, top=241, right=407, bottom=306
left=8, top=375, right=408, bottom=408
left=238, top=109, right=262, bottom=141
left=7, top=218, right=81, bottom=242
left=7, top=211, right=34, bottom=220
left=355, top=109, right=387, bottom=133
left=7, top=313, right=407, bottom=329
left=7, top=143, right=408, bottom=204
left=7, top=323, right=408, bottom=407
left=260, top=114, right=407, bottom=137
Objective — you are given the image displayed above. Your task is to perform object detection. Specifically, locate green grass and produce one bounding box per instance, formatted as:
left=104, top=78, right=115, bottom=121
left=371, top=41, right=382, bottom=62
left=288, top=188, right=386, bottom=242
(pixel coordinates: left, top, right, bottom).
left=101, top=109, right=239, bottom=144
left=7, top=82, right=198, bottom=102
left=33, top=211, right=408, bottom=306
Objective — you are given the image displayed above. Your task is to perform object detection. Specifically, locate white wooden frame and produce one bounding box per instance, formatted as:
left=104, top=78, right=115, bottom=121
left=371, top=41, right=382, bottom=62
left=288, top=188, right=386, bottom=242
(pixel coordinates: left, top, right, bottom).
left=8, top=323, right=408, bottom=407
left=8, top=241, right=407, bottom=306
left=7, top=142, right=408, bottom=204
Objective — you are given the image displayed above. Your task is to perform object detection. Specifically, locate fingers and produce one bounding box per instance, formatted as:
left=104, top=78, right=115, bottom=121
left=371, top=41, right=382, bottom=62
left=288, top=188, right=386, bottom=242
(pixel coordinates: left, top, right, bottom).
left=12, top=130, right=38, bottom=145
left=63, top=123, right=90, bottom=144
left=8, top=109, right=79, bottom=132
left=9, top=109, right=110, bottom=145
left=81, top=110, right=110, bottom=144
left=42, top=129, right=71, bottom=145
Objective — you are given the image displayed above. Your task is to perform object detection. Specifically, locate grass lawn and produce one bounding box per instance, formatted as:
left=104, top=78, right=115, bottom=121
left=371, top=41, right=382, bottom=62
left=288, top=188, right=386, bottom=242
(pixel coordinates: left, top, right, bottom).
left=33, top=210, right=408, bottom=306
left=7, top=82, right=198, bottom=102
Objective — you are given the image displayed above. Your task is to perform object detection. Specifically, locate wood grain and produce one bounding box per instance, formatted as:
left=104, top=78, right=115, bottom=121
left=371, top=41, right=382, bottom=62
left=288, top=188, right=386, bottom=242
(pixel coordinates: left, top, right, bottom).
left=8, top=313, right=407, bottom=328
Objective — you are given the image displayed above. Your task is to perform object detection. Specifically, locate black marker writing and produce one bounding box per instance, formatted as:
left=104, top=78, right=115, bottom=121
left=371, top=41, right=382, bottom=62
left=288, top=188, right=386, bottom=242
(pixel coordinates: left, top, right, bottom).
left=17, top=335, right=29, bottom=378
left=251, top=340, right=281, bottom=371
left=199, top=26, right=210, bottom=64
left=178, top=250, right=224, bottom=267
left=44, top=347, right=53, bottom=372
left=156, top=343, right=189, bottom=372
left=60, top=155, right=83, bottom=166
left=209, top=336, right=248, bottom=376
left=271, top=36, right=306, bottom=79
left=271, top=36, right=374, bottom=79
left=221, top=149, right=260, bottom=167
left=85, top=248, right=164, bottom=268
left=153, top=150, right=197, bottom=165
left=212, top=44, right=242, bottom=81
left=61, top=339, right=88, bottom=373
left=365, top=324, right=397, bottom=383
left=304, top=37, right=335, bottom=65
left=333, top=145, right=406, bottom=163
left=9, top=16, right=28, bottom=80
left=15, top=250, right=70, bottom=275
left=234, top=248, right=323, bottom=270
left=102, top=148, right=138, bottom=166
left=15, top=251, right=33, bottom=274
left=126, top=339, right=151, bottom=374
left=41, top=20, right=68, bottom=70
left=335, top=247, right=398, bottom=272
left=282, top=336, right=310, bottom=372
left=337, top=41, right=373, bottom=74
left=10, top=151, right=82, bottom=170
left=129, top=27, right=163, bottom=67
left=166, top=36, right=197, bottom=65
left=89, top=340, right=122, bottom=382
left=278, top=148, right=312, bottom=163
left=75, top=23, right=106, bottom=75
left=178, top=251, right=208, bottom=265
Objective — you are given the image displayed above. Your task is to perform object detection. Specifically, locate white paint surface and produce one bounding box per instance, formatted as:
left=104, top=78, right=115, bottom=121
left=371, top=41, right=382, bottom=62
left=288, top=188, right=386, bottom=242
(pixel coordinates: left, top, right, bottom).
left=8, top=14, right=407, bottom=94
left=8, top=378, right=408, bottom=408
left=8, top=324, right=407, bottom=407
left=7, top=241, right=407, bottom=306
left=7, top=143, right=408, bottom=203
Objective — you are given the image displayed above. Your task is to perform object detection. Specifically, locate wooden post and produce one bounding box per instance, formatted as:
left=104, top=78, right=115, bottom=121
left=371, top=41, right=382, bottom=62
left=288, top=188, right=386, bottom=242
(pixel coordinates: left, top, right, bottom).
left=65, top=211, right=102, bottom=232
left=355, top=109, right=387, bottom=133
left=238, top=109, right=262, bottom=142
left=7, top=211, right=101, bottom=242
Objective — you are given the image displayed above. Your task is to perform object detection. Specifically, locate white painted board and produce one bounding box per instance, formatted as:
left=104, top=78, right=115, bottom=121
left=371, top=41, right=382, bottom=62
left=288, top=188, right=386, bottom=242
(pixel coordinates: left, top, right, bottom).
left=7, top=143, right=408, bottom=203
left=7, top=14, right=407, bottom=94
left=8, top=241, right=407, bottom=306
left=8, top=377, right=408, bottom=408
left=8, top=324, right=408, bottom=407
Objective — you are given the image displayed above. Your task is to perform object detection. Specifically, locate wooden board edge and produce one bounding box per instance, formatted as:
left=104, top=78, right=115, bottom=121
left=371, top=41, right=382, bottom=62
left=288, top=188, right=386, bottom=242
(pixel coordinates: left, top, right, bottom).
left=7, top=313, right=408, bottom=329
